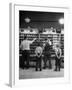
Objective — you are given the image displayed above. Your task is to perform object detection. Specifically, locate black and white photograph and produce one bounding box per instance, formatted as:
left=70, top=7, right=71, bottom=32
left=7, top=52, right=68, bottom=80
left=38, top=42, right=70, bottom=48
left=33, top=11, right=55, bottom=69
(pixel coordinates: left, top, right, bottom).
left=19, top=10, right=64, bottom=79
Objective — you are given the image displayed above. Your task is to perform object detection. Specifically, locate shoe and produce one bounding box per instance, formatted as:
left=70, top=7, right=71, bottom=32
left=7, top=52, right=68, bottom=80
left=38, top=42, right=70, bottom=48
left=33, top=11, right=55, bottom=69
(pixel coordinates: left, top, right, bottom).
left=49, top=67, right=52, bottom=69
left=36, top=69, right=38, bottom=71
left=54, top=69, right=57, bottom=71
left=40, top=69, right=42, bottom=71
left=43, top=67, right=46, bottom=69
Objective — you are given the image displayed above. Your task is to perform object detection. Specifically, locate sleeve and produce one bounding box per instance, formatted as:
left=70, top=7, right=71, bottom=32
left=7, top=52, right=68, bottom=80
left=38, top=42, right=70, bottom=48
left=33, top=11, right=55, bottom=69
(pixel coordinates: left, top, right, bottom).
left=39, top=48, right=43, bottom=56
left=60, top=49, right=62, bottom=57
left=28, top=41, right=33, bottom=44
left=32, top=38, right=37, bottom=43
left=28, top=39, right=35, bottom=44
left=49, top=41, right=52, bottom=45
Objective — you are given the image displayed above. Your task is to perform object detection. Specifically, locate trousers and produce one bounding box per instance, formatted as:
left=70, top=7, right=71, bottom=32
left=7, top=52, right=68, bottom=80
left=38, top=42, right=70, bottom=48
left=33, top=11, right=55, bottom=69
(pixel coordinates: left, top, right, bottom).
left=22, top=50, right=30, bottom=68
left=55, top=57, right=61, bottom=71
left=36, top=56, right=42, bottom=71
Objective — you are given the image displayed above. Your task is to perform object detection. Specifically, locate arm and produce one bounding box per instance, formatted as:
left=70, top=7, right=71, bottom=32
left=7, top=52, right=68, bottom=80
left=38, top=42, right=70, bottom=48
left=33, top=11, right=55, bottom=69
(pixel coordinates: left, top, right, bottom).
left=58, top=49, right=62, bottom=59
left=30, top=38, right=37, bottom=44
left=20, top=42, right=22, bottom=50
left=47, top=39, right=52, bottom=45
left=57, top=49, right=61, bottom=59
left=42, top=43, right=46, bottom=50
left=35, top=47, right=42, bottom=57
left=49, top=40, right=52, bottom=45
left=55, top=50, right=58, bottom=57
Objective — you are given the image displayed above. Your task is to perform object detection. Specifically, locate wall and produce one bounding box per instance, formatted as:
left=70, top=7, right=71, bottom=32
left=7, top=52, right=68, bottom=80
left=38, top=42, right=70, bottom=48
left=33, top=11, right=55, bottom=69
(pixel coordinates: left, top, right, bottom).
left=0, top=0, right=72, bottom=89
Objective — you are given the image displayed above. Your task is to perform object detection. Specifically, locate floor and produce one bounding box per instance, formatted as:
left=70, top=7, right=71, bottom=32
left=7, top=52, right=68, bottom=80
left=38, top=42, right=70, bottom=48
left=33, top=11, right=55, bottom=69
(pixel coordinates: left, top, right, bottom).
left=19, top=68, right=64, bottom=79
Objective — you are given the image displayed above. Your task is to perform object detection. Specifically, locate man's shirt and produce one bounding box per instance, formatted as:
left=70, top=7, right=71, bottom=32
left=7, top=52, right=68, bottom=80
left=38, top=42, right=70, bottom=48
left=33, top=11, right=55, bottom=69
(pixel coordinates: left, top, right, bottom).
left=20, top=40, right=33, bottom=50
left=43, top=40, right=52, bottom=55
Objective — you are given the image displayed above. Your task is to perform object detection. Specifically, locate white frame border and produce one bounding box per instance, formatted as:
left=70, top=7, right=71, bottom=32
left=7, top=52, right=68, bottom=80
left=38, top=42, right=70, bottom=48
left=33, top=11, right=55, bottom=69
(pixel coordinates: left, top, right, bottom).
left=9, top=3, right=70, bottom=87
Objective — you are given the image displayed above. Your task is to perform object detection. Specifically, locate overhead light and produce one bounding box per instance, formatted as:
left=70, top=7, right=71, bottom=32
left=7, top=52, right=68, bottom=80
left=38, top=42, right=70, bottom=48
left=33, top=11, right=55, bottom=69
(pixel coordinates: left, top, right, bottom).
left=59, top=18, right=64, bottom=24
left=25, top=17, right=31, bottom=23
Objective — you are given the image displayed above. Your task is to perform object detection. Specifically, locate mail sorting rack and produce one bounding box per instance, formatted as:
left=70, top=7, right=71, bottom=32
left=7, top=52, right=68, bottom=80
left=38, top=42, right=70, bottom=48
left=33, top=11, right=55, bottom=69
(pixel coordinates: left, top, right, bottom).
left=19, top=31, right=64, bottom=68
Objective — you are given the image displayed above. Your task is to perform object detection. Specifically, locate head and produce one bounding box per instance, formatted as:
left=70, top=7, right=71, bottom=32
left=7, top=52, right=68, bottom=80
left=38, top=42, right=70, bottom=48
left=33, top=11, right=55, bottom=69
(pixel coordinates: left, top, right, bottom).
left=53, top=44, right=59, bottom=50
left=53, top=45, right=56, bottom=50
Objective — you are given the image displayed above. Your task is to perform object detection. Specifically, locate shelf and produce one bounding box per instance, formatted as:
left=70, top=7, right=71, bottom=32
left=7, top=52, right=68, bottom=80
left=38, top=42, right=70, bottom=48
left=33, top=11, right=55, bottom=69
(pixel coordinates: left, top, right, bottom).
left=19, top=33, right=64, bottom=60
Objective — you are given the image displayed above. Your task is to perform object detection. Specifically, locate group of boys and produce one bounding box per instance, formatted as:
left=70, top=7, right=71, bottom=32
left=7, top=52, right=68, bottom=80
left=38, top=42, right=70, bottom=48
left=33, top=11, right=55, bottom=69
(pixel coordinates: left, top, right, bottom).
left=20, top=35, right=62, bottom=71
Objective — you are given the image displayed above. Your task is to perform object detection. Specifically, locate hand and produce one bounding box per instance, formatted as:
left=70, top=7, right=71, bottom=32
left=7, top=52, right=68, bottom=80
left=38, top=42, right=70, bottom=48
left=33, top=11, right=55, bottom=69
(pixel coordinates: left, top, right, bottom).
left=34, top=38, right=36, bottom=41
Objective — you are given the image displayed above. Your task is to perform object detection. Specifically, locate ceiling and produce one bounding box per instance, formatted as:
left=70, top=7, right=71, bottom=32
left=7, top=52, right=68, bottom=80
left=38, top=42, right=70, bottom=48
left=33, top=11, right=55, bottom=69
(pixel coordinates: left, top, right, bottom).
left=19, top=10, right=64, bottom=28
